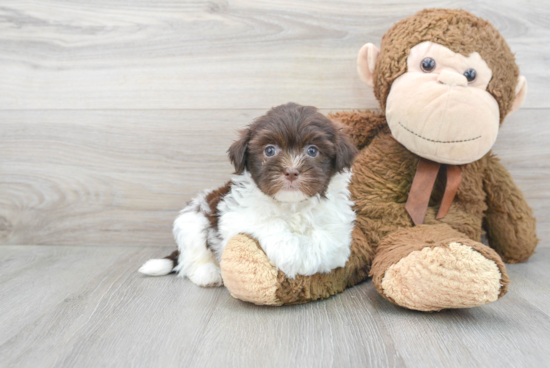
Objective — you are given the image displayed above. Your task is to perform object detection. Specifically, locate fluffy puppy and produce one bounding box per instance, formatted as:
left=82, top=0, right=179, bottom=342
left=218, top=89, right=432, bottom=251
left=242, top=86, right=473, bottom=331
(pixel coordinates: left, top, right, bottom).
left=139, top=102, right=358, bottom=287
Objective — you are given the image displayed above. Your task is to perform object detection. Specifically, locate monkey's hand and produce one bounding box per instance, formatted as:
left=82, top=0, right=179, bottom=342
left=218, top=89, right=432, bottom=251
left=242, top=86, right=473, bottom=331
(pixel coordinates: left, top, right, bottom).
left=329, top=110, right=388, bottom=149
left=220, top=228, right=372, bottom=305
left=483, top=154, right=538, bottom=263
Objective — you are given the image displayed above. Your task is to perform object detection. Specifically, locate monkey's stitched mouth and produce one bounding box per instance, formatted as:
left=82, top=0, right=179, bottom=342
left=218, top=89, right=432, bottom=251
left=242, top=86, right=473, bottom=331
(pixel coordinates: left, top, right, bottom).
left=399, top=122, right=481, bottom=143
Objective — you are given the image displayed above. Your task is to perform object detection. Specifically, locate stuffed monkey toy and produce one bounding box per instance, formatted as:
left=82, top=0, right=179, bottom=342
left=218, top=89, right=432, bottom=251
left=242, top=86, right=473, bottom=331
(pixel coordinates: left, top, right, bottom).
left=219, top=9, right=538, bottom=311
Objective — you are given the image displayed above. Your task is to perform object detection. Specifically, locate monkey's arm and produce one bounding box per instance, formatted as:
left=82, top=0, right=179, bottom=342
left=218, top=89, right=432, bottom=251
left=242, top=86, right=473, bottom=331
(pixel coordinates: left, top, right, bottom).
left=220, top=227, right=373, bottom=305
left=329, top=110, right=388, bottom=149
left=483, top=154, right=538, bottom=263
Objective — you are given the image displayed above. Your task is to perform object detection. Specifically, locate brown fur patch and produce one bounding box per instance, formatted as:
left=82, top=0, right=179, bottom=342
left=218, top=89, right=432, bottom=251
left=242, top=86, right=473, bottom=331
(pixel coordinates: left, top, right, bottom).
left=163, top=250, right=180, bottom=269
left=204, top=181, right=232, bottom=230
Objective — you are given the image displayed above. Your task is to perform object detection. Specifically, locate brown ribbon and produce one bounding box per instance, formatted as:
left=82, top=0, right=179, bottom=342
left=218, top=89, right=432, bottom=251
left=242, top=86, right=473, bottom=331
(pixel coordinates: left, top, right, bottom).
left=436, top=164, right=462, bottom=220
left=405, top=157, right=463, bottom=226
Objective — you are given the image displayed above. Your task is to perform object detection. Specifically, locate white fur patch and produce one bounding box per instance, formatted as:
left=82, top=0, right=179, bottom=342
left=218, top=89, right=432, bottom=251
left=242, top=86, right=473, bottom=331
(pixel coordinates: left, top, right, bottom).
left=139, top=259, right=174, bottom=276
left=187, top=263, right=223, bottom=287
left=172, top=189, right=222, bottom=285
left=146, top=170, right=355, bottom=286
left=274, top=189, right=309, bottom=202
left=216, top=170, right=355, bottom=278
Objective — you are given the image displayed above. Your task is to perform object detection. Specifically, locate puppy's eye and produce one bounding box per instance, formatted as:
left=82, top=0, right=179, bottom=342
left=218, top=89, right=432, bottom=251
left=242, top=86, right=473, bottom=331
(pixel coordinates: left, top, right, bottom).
left=420, top=57, right=436, bottom=72
left=464, top=68, right=476, bottom=83
left=306, top=146, right=319, bottom=157
left=264, top=146, right=277, bottom=157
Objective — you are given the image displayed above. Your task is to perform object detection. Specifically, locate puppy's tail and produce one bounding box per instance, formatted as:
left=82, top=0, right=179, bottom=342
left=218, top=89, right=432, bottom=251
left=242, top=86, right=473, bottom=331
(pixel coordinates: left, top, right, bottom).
left=139, top=250, right=180, bottom=276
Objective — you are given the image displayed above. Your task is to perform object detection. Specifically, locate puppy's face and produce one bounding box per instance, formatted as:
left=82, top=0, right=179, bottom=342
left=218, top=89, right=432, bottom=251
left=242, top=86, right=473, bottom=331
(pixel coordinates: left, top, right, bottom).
left=228, top=103, right=358, bottom=202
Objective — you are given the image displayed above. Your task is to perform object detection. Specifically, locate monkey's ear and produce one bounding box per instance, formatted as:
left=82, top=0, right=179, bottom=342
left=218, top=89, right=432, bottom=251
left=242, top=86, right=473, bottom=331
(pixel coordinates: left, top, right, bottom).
left=357, top=43, right=380, bottom=87
left=227, top=128, right=251, bottom=174
left=334, top=130, right=359, bottom=172
left=508, top=76, right=527, bottom=116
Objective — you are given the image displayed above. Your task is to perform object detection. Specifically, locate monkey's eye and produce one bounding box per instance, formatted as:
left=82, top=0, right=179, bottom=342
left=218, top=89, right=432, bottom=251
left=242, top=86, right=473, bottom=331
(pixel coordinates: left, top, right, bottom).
left=420, top=57, right=436, bottom=72
left=264, top=146, right=277, bottom=157
left=306, top=146, right=319, bottom=157
left=464, top=68, right=476, bottom=83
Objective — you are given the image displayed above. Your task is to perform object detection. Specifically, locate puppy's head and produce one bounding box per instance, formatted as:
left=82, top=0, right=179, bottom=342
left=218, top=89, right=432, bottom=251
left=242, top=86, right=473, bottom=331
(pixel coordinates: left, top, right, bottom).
left=228, top=102, right=358, bottom=202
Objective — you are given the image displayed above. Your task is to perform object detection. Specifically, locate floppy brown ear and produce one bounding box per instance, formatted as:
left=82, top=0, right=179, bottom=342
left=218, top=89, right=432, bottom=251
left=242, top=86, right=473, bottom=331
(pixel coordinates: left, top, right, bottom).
left=334, top=128, right=359, bottom=172
left=227, top=128, right=251, bottom=174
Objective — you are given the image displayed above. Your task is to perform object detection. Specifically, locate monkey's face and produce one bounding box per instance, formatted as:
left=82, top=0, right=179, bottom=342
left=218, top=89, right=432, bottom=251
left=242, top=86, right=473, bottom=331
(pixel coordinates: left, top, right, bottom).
left=385, top=41, right=499, bottom=165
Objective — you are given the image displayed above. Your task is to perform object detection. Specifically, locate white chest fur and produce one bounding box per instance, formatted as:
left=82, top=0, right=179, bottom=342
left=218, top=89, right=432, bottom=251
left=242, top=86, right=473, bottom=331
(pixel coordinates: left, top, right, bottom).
left=215, top=171, right=356, bottom=278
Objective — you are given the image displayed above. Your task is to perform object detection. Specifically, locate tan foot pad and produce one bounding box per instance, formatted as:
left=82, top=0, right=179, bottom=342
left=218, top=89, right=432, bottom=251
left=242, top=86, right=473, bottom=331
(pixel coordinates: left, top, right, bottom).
left=381, top=242, right=502, bottom=311
left=220, top=234, right=282, bottom=306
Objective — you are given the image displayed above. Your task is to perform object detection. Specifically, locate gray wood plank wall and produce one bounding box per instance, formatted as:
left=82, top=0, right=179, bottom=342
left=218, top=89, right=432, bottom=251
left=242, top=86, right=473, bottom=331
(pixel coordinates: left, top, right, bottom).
left=1, top=0, right=549, bottom=247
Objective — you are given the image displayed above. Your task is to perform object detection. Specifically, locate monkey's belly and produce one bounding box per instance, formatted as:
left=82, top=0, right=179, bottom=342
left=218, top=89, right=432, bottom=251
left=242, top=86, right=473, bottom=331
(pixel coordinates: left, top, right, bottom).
left=350, top=133, right=487, bottom=248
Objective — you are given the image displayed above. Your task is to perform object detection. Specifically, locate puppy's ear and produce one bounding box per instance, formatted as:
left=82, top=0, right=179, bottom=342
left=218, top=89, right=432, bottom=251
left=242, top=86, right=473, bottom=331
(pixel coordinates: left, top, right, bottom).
left=334, top=128, right=358, bottom=172
left=228, top=128, right=251, bottom=174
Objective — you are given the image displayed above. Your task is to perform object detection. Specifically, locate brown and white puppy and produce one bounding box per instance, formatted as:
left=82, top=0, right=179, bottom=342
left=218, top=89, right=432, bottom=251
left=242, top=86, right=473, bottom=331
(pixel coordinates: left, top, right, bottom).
left=139, top=103, right=358, bottom=287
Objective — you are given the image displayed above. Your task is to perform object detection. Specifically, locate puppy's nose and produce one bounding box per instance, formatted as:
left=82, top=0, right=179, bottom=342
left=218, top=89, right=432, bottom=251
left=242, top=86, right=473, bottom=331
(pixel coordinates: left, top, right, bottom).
left=284, top=168, right=300, bottom=182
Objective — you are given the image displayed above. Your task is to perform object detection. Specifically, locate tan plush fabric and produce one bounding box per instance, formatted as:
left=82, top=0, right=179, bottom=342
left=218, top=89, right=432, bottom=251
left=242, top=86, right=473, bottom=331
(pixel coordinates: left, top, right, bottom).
left=382, top=243, right=502, bottom=311
left=381, top=242, right=501, bottom=311
left=385, top=41, right=500, bottom=164
left=220, top=234, right=281, bottom=306
left=371, top=224, right=507, bottom=311
left=357, top=43, right=380, bottom=86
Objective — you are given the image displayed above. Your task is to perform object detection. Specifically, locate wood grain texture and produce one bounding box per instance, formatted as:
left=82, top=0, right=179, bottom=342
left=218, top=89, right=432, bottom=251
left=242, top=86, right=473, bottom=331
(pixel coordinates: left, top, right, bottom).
left=1, top=0, right=549, bottom=109
left=1, top=245, right=549, bottom=368
left=1, top=108, right=548, bottom=247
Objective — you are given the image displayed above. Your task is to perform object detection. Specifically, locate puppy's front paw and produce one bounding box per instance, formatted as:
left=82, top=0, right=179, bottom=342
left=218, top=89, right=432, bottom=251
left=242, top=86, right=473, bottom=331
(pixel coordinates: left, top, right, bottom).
left=187, top=263, right=223, bottom=287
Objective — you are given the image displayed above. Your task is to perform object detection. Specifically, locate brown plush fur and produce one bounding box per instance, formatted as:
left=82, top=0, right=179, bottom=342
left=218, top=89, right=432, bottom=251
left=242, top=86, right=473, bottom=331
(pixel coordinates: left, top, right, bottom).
left=221, top=9, right=537, bottom=310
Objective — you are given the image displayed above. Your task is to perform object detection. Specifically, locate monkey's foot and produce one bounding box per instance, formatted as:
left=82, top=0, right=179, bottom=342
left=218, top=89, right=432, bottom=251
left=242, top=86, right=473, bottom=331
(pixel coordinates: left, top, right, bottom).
left=220, top=234, right=282, bottom=306
left=380, top=242, right=506, bottom=311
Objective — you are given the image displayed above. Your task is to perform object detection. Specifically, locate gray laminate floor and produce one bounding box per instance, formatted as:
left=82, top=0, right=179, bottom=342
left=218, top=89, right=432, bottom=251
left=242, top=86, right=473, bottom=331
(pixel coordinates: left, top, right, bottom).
left=1, top=245, right=549, bottom=368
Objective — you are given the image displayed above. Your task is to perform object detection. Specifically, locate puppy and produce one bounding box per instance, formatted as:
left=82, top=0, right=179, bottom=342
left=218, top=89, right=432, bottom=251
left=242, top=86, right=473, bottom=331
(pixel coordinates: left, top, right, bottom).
left=139, top=102, right=358, bottom=287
